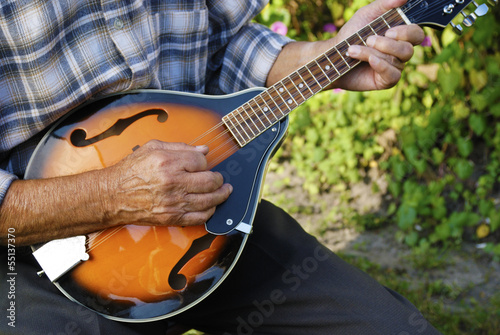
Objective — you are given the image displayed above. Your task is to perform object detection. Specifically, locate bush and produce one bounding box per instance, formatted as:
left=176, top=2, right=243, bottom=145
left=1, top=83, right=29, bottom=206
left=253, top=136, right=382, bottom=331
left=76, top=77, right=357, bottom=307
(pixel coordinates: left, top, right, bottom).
left=256, top=1, right=500, bottom=256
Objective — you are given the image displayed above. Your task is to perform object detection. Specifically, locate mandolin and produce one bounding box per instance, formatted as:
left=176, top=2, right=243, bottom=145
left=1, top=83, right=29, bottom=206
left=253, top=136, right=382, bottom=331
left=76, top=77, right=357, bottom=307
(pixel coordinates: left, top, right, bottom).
left=27, top=0, right=494, bottom=322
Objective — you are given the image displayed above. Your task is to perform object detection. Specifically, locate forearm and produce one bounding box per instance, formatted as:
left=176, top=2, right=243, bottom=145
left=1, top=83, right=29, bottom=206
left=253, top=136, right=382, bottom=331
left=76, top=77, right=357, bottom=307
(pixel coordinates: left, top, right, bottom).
left=0, top=169, right=112, bottom=246
left=266, top=39, right=337, bottom=88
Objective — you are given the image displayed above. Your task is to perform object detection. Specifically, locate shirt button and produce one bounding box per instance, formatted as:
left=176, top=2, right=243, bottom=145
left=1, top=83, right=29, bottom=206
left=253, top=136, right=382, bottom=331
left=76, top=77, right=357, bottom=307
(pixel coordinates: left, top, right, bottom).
left=114, top=18, right=124, bottom=30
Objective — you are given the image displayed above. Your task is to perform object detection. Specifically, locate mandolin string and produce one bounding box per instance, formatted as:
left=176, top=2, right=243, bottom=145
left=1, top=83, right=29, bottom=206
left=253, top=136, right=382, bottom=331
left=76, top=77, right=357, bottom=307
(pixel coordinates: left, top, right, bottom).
left=86, top=227, right=124, bottom=251
left=88, top=228, right=129, bottom=252
left=83, top=2, right=428, bottom=250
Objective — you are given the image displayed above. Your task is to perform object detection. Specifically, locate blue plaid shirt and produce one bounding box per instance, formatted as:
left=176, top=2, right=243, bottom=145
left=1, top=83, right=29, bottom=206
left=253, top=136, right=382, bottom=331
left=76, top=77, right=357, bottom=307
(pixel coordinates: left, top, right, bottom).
left=0, top=0, right=291, bottom=204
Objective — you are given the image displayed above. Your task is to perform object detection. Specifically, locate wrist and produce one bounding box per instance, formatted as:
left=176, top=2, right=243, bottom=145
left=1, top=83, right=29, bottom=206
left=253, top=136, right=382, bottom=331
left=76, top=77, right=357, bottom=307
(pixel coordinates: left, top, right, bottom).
left=92, top=167, right=120, bottom=229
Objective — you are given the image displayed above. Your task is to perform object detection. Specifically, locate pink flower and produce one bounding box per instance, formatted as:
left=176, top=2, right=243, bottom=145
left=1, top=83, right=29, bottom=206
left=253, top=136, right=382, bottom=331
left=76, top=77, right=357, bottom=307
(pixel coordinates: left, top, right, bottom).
left=323, top=23, right=337, bottom=33
left=270, top=21, right=288, bottom=36
left=333, top=88, right=343, bottom=94
left=421, top=36, right=432, bottom=47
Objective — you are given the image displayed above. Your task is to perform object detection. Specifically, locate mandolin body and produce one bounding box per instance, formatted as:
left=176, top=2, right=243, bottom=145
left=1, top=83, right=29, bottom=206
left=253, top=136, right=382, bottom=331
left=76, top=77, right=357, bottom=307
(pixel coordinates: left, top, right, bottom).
left=26, top=88, right=288, bottom=321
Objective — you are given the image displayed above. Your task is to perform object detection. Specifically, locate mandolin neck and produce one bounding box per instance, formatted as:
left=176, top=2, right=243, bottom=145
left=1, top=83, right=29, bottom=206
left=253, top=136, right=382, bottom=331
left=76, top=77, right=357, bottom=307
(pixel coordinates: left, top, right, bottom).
left=223, top=7, right=410, bottom=147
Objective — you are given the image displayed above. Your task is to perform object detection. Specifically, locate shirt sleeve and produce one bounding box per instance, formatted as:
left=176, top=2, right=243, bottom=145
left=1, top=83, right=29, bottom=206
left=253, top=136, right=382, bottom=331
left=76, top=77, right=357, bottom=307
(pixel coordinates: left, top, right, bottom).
left=206, top=22, right=293, bottom=95
left=0, top=169, right=17, bottom=206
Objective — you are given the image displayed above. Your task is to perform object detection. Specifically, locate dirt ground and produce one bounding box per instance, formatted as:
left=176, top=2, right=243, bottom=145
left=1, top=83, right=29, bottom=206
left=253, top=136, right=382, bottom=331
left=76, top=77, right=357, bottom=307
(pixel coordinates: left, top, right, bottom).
left=263, top=162, right=500, bottom=312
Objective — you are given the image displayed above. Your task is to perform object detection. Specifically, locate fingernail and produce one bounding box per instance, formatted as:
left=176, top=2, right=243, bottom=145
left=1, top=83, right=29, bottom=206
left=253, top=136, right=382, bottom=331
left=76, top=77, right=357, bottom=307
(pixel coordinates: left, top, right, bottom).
left=348, top=45, right=361, bottom=57
left=195, top=145, right=208, bottom=151
left=385, top=30, right=397, bottom=39
left=366, top=36, right=376, bottom=47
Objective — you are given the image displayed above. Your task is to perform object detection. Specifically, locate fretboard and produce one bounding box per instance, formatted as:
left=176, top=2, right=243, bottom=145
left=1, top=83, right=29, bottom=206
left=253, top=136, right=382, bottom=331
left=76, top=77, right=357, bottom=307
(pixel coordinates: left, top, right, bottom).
left=223, top=8, right=409, bottom=147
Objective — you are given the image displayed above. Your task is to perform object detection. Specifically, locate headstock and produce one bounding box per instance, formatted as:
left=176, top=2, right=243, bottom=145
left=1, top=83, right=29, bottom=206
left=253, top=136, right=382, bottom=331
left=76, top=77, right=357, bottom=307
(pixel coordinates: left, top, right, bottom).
left=401, top=0, right=496, bottom=34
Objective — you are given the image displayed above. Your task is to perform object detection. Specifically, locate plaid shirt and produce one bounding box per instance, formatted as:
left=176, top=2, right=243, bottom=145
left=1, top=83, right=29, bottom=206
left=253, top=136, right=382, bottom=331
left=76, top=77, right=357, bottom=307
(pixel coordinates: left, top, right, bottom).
left=0, top=0, right=291, bottom=204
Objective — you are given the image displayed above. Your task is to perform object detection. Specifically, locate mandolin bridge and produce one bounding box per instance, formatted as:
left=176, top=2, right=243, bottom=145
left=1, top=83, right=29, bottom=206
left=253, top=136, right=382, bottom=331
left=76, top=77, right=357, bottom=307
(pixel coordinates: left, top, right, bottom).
left=33, top=235, right=89, bottom=282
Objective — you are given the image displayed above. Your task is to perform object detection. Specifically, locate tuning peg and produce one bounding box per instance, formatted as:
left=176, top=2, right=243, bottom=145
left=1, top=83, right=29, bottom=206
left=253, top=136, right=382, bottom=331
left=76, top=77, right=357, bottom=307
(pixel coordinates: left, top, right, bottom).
left=488, top=0, right=498, bottom=6
left=451, top=22, right=464, bottom=35
left=473, top=3, right=489, bottom=16
left=461, top=11, right=475, bottom=26
left=460, top=3, right=489, bottom=27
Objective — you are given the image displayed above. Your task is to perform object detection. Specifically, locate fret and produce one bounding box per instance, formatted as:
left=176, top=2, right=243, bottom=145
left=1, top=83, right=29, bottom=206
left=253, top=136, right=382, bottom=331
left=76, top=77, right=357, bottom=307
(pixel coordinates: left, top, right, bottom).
left=232, top=110, right=253, bottom=141
left=283, top=78, right=300, bottom=108
left=358, top=26, right=374, bottom=41
left=297, top=67, right=320, bottom=94
left=223, top=113, right=249, bottom=146
left=248, top=101, right=272, bottom=127
left=316, top=53, right=338, bottom=82
left=334, top=45, right=350, bottom=70
left=327, top=48, right=349, bottom=75
left=241, top=109, right=259, bottom=137
left=381, top=16, right=391, bottom=28
left=371, top=17, right=388, bottom=35
left=248, top=103, right=268, bottom=129
left=275, top=79, right=297, bottom=111
left=267, top=86, right=287, bottom=115
left=305, top=65, right=325, bottom=90
left=296, top=71, right=315, bottom=97
left=356, top=32, right=368, bottom=46
left=346, top=33, right=365, bottom=47
left=241, top=104, right=265, bottom=137
left=288, top=74, right=308, bottom=103
left=284, top=77, right=305, bottom=106
left=313, top=59, right=331, bottom=86
left=386, top=9, right=405, bottom=27
left=323, top=52, right=341, bottom=77
left=273, top=82, right=291, bottom=112
left=254, top=95, right=279, bottom=124
left=262, top=91, right=285, bottom=119
left=368, top=24, right=377, bottom=35
left=261, top=91, right=283, bottom=120
left=396, top=7, right=411, bottom=25
left=308, top=61, right=329, bottom=88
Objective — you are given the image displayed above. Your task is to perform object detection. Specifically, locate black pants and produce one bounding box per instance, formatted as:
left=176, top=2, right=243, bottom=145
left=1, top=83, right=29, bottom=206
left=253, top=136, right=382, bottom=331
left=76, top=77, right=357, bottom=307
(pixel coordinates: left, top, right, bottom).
left=0, top=200, right=441, bottom=335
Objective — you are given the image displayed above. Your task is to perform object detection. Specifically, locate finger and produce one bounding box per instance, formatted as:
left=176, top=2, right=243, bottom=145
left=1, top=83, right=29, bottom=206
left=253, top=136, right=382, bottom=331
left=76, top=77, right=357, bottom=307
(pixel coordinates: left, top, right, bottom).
left=366, top=35, right=414, bottom=63
left=184, top=171, right=225, bottom=193
left=369, top=55, right=402, bottom=88
left=179, top=207, right=217, bottom=226
left=348, top=44, right=405, bottom=70
left=183, top=183, right=233, bottom=213
left=144, top=140, right=207, bottom=153
left=385, top=24, right=426, bottom=46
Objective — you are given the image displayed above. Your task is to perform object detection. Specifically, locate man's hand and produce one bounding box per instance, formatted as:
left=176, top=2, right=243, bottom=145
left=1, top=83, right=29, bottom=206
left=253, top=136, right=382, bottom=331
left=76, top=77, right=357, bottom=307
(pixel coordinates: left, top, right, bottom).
left=0, top=141, right=232, bottom=246
left=334, top=0, right=425, bottom=91
left=105, top=141, right=233, bottom=227
left=266, top=0, right=425, bottom=92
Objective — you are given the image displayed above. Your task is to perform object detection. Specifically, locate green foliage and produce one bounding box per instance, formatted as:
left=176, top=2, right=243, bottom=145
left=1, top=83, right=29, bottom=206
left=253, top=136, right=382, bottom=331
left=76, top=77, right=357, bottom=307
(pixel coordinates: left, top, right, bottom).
left=339, top=253, right=500, bottom=335
left=256, top=1, right=500, bottom=257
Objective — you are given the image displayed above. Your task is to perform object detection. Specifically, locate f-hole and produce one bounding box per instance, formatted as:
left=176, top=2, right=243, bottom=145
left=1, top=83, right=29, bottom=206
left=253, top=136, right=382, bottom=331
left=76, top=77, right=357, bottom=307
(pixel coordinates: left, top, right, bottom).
left=70, top=109, right=168, bottom=147
left=168, top=234, right=217, bottom=290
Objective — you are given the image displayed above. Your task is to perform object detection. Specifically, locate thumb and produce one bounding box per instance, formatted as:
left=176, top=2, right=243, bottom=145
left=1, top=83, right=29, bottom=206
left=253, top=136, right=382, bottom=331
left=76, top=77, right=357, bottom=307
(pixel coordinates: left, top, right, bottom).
left=143, top=140, right=209, bottom=155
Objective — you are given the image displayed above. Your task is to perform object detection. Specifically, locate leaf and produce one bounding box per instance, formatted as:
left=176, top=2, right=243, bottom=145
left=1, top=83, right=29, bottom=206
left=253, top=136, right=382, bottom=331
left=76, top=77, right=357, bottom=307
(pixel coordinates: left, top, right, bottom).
left=441, top=26, right=457, bottom=47
left=432, top=148, right=445, bottom=164
left=469, top=114, right=487, bottom=136
left=397, top=204, right=417, bottom=230
left=453, top=102, right=470, bottom=120
left=438, top=66, right=462, bottom=97
left=457, top=137, right=473, bottom=158
left=469, top=69, right=488, bottom=92
left=453, top=159, right=474, bottom=180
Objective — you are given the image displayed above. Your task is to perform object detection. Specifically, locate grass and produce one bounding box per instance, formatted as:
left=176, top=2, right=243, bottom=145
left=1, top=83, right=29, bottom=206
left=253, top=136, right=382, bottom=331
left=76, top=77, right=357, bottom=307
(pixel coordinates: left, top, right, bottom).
left=338, top=253, right=500, bottom=335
